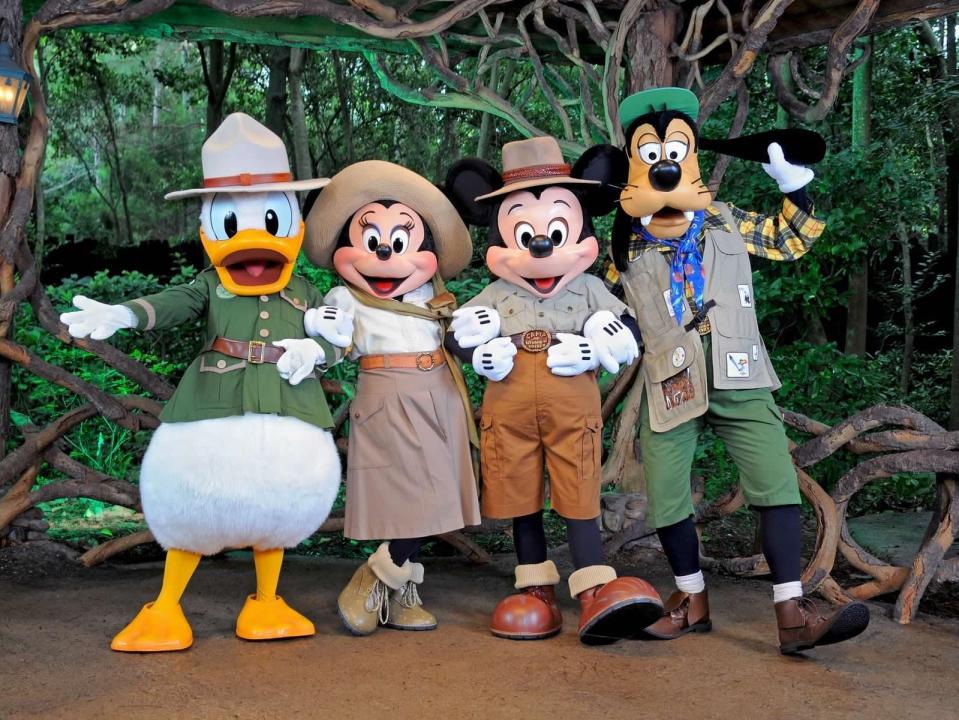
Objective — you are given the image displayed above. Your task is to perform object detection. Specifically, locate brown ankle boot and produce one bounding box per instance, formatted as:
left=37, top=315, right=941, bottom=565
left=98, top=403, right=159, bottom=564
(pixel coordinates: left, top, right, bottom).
left=636, top=589, right=711, bottom=640
left=776, top=596, right=870, bottom=655
left=571, top=566, right=663, bottom=646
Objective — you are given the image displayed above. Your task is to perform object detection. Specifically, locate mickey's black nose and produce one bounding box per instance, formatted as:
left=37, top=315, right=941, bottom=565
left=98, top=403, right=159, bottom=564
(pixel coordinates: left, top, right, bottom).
left=649, top=161, right=682, bottom=192
left=375, top=244, right=392, bottom=260
left=528, top=235, right=553, bottom=258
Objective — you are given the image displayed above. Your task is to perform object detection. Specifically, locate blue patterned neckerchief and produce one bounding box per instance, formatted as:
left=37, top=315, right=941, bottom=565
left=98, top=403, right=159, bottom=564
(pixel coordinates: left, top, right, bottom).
left=634, top=210, right=706, bottom=325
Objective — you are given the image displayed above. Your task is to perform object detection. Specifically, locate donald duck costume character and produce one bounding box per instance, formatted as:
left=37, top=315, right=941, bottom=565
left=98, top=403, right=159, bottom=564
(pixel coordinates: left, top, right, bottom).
left=60, top=114, right=345, bottom=652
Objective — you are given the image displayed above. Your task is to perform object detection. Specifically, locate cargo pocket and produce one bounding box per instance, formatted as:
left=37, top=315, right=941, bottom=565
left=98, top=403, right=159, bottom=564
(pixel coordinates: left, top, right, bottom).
left=347, top=395, right=391, bottom=469
left=479, top=415, right=499, bottom=487
left=580, top=416, right=602, bottom=482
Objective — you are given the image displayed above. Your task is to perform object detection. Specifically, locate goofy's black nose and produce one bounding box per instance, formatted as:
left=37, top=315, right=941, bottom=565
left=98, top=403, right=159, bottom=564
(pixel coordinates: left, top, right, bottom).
left=649, top=161, right=682, bottom=192
left=528, top=235, right=553, bottom=258
left=375, top=244, right=392, bottom=261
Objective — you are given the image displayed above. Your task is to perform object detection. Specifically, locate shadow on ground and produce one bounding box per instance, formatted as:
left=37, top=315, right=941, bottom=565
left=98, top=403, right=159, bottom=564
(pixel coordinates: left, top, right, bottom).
left=1, top=547, right=957, bottom=720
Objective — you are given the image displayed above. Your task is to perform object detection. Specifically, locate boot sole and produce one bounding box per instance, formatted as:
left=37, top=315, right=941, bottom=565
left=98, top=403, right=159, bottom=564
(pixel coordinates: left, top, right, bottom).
left=490, top=626, right=562, bottom=641
left=336, top=606, right=378, bottom=637
left=780, top=602, right=870, bottom=655
left=579, top=598, right=664, bottom=646
left=634, top=619, right=712, bottom=641
left=384, top=622, right=437, bottom=632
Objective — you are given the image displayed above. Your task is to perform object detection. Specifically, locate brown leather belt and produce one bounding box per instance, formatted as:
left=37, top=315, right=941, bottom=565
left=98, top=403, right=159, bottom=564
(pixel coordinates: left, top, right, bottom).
left=509, top=329, right=561, bottom=353
left=211, top=336, right=285, bottom=364
left=359, top=350, right=446, bottom=372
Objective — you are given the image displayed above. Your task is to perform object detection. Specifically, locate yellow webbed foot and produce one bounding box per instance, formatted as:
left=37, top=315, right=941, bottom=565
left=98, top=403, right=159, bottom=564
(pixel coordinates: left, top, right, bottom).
left=235, top=594, right=315, bottom=641
left=111, top=602, right=193, bottom=653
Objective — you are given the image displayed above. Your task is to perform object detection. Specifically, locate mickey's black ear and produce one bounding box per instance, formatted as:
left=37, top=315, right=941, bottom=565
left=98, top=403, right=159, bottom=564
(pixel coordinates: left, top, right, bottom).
left=443, top=159, right=501, bottom=226
left=700, top=129, right=826, bottom=165
left=572, top=144, right=628, bottom=217
left=303, top=186, right=324, bottom=218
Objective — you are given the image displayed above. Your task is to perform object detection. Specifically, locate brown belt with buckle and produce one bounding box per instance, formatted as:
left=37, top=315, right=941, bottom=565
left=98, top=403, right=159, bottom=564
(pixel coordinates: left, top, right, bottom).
left=509, top=329, right=561, bottom=353
left=211, top=336, right=285, bottom=364
left=359, top=350, right=446, bottom=372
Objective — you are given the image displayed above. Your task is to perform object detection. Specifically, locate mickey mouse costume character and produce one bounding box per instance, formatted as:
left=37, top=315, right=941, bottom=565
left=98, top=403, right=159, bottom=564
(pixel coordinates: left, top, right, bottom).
left=59, top=113, right=344, bottom=651
left=303, top=160, right=480, bottom=636
left=445, top=137, right=663, bottom=645
left=600, top=87, right=870, bottom=654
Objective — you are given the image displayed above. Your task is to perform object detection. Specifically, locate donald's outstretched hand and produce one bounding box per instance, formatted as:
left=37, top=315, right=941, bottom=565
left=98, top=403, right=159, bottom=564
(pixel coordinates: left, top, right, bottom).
left=59, top=296, right=137, bottom=340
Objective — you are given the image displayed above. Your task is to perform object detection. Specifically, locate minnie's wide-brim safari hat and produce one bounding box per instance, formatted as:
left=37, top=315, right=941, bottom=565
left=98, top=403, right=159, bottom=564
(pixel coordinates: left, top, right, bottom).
left=304, top=160, right=473, bottom=280
left=165, top=112, right=329, bottom=200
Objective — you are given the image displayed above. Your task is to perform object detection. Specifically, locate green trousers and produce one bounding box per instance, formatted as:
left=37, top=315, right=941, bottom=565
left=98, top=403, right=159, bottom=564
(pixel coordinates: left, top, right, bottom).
left=639, top=336, right=800, bottom=529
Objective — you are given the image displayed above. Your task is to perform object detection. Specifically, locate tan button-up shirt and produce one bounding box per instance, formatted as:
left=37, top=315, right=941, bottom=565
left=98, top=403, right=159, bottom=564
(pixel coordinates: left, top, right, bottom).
left=462, top=273, right=631, bottom=336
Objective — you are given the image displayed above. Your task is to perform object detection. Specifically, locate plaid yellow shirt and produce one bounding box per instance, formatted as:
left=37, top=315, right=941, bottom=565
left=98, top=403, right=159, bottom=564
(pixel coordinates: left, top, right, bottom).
left=603, top=198, right=825, bottom=333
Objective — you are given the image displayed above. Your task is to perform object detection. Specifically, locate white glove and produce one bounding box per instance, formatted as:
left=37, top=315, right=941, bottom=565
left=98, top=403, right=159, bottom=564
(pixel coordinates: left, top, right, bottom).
left=274, top=338, right=326, bottom=386
left=583, top=310, right=640, bottom=374
left=471, top=337, right=517, bottom=382
left=304, top=305, right=354, bottom=348
left=762, top=142, right=814, bottom=194
left=59, top=295, right=137, bottom=340
left=546, top=333, right=600, bottom=377
left=451, top=306, right=501, bottom=348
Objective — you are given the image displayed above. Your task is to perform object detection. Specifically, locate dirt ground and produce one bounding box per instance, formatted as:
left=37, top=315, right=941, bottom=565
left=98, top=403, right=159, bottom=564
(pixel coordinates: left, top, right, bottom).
left=2, top=548, right=958, bottom=720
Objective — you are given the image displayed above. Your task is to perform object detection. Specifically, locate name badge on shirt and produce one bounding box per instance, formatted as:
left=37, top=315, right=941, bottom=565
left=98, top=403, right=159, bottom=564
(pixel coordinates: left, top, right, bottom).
left=738, top=284, right=753, bottom=308
left=726, top=352, right=750, bottom=378
left=663, top=289, right=675, bottom=317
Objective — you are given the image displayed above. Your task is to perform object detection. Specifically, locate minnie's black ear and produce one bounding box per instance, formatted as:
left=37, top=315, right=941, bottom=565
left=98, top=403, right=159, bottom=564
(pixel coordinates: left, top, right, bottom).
left=443, top=159, right=502, bottom=226
left=572, top=144, right=629, bottom=217
left=303, top=186, right=324, bottom=218
left=700, top=129, right=826, bottom=165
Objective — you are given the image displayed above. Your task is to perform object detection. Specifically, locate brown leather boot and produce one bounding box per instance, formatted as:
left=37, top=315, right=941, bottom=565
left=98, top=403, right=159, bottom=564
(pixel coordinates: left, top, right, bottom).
left=776, top=596, right=870, bottom=655
left=572, top=567, right=663, bottom=646
left=635, top=589, right=711, bottom=640
left=490, top=586, right=563, bottom=640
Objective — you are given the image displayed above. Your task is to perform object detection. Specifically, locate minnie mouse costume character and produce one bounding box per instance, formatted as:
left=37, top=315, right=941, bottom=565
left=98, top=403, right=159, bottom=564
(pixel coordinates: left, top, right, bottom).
left=600, top=87, right=870, bottom=654
left=445, top=137, right=663, bottom=645
left=303, top=161, right=480, bottom=636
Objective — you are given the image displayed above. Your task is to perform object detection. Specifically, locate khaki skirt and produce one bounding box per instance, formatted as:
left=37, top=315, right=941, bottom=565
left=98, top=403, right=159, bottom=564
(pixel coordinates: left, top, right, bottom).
left=344, top=364, right=480, bottom=540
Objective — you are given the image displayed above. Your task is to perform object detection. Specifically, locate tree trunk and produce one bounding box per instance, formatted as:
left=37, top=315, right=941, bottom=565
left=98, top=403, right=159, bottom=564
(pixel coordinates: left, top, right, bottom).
left=288, top=48, right=312, bottom=182
left=845, top=38, right=872, bottom=357
left=476, top=61, right=499, bottom=160
left=625, top=1, right=680, bottom=92
left=331, top=52, right=354, bottom=167
left=0, top=1, right=23, bottom=461
left=198, top=41, right=237, bottom=138
left=265, top=46, right=291, bottom=139
left=899, top=225, right=915, bottom=396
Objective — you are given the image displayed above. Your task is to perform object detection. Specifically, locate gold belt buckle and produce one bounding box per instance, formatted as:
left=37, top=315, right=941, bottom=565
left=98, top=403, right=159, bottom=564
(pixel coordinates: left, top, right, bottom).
left=415, top=352, right=437, bottom=371
left=247, top=340, right=266, bottom=364
left=521, top=329, right=552, bottom=353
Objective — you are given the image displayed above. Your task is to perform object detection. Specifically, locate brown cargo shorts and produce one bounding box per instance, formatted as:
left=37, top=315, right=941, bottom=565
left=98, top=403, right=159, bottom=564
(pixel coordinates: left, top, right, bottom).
left=479, top=349, right=603, bottom=520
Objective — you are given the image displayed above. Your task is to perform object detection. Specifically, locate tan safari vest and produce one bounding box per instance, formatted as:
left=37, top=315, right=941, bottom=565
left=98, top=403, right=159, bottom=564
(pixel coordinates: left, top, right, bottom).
left=618, top=202, right=780, bottom=432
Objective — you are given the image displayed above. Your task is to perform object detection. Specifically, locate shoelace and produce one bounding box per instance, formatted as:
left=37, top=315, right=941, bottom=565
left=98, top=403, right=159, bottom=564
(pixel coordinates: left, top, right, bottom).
left=365, top=579, right=390, bottom=624
left=796, top=597, right=826, bottom=622
left=397, top=581, right=423, bottom=609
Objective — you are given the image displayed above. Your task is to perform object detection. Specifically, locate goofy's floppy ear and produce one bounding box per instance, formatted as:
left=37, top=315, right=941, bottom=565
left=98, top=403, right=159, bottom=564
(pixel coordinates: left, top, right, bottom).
left=572, top=144, right=628, bottom=217
left=700, top=129, right=826, bottom=166
left=444, top=159, right=501, bottom=227
left=303, top=186, right=325, bottom=219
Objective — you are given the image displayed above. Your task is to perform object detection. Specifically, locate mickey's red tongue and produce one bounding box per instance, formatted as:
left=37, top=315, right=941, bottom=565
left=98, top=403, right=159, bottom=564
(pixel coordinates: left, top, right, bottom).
left=374, top=279, right=396, bottom=293
left=534, top=277, right=557, bottom=291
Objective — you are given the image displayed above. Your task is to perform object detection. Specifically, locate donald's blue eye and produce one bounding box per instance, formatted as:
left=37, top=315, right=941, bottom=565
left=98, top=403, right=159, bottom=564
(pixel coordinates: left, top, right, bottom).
left=209, top=194, right=238, bottom=240
left=263, top=192, right=293, bottom=237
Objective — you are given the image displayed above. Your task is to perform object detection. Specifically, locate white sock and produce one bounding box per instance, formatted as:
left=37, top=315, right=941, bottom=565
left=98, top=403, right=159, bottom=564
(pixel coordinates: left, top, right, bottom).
left=675, top=571, right=705, bottom=595
left=773, top=581, right=803, bottom=604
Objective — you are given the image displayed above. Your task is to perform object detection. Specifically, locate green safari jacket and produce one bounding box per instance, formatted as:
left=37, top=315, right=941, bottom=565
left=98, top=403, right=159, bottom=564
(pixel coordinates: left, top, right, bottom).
left=122, top=270, right=342, bottom=429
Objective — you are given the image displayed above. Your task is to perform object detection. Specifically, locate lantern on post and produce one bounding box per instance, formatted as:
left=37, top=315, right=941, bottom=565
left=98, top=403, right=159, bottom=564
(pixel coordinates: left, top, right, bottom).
left=0, top=42, right=30, bottom=125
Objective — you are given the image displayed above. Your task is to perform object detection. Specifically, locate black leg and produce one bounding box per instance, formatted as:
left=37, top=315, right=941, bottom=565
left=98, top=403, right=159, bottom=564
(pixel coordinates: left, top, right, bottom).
left=655, top=516, right=701, bottom=576
left=564, top=516, right=605, bottom=569
left=388, top=537, right=423, bottom=566
left=758, top=505, right=802, bottom=584
left=513, top=511, right=548, bottom=565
